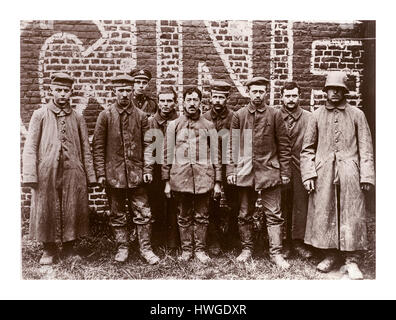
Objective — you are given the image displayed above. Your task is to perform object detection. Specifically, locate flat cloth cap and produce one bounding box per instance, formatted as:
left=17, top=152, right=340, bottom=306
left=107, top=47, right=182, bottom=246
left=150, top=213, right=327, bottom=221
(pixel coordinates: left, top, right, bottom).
left=130, top=68, right=152, bottom=81
left=245, top=76, right=270, bottom=87
left=211, top=80, right=231, bottom=93
left=51, top=72, right=74, bottom=87
left=112, top=74, right=134, bottom=87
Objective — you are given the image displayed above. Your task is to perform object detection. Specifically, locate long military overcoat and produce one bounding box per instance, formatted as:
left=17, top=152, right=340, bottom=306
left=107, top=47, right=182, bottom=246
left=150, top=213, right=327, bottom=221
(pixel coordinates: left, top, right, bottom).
left=300, top=102, right=375, bottom=251
left=22, top=102, right=96, bottom=242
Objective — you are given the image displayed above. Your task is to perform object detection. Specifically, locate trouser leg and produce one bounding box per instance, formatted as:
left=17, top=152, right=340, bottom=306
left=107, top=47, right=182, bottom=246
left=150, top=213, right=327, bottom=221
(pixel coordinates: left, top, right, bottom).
left=174, top=192, right=194, bottom=253
left=262, top=186, right=284, bottom=256
left=193, top=193, right=210, bottom=252
left=109, top=188, right=129, bottom=245
left=237, top=187, right=256, bottom=251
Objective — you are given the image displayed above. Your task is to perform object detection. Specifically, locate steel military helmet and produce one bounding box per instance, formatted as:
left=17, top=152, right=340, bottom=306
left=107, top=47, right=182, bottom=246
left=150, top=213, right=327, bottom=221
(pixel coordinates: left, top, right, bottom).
left=323, top=71, right=349, bottom=93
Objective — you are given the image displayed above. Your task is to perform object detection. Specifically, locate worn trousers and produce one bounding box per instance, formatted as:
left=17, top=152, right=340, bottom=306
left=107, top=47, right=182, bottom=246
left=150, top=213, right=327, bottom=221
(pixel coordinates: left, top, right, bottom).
left=238, top=186, right=284, bottom=227
left=173, top=192, right=210, bottom=251
left=108, top=186, right=152, bottom=227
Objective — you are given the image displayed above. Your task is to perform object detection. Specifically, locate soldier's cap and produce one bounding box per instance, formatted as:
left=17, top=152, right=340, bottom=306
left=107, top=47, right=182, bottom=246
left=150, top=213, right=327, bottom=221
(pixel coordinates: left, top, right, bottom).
left=245, top=76, right=270, bottom=87
left=111, top=74, right=134, bottom=87
left=50, top=72, right=74, bottom=87
left=130, top=68, right=152, bottom=81
left=211, top=80, right=231, bottom=94
left=323, top=71, right=349, bottom=92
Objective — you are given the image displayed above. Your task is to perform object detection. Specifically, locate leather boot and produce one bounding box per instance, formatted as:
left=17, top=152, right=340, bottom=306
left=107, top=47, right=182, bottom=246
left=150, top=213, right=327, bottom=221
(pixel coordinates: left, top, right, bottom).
left=194, top=223, right=211, bottom=263
left=317, top=250, right=339, bottom=273
left=178, top=224, right=194, bottom=262
left=268, top=225, right=290, bottom=269
left=344, top=252, right=363, bottom=280
left=40, top=242, right=57, bottom=265
left=137, top=224, right=160, bottom=265
left=293, top=240, right=313, bottom=259
left=113, top=227, right=129, bottom=263
left=62, top=241, right=81, bottom=260
left=236, top=224, right=254, bottom=262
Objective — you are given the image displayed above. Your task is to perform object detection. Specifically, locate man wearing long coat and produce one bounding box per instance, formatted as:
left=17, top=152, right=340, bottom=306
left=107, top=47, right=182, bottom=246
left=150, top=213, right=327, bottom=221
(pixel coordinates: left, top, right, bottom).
left=22, top=73, right=96, bottom=265
left=300, top=71, right=375, bottom=279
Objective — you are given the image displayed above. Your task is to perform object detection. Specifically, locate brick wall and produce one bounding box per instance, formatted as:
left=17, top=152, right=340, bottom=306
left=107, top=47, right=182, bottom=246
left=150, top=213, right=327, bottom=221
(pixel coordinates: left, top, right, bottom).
left=20, top=20, right=375, bottom=217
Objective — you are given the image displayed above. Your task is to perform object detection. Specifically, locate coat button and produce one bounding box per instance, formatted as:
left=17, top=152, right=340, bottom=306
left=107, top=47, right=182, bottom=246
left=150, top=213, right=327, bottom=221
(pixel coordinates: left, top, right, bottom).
left=335, top=139, right=338, bottom=143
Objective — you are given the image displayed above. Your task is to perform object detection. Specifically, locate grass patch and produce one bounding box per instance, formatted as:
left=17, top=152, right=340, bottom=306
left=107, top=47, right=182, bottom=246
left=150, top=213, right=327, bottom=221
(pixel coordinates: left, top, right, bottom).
left=21, top=218, right=375, bottom=280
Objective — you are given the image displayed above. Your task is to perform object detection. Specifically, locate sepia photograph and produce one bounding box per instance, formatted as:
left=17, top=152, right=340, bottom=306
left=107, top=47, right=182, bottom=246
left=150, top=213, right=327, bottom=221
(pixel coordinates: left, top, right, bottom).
left=19, top=18, right=376, bottom=282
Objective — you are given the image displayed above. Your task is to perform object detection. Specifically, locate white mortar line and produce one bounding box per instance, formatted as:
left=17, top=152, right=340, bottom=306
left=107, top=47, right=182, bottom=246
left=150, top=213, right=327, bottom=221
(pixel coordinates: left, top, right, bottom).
left=177, top=21, right=184, bottom=110
left=287, top=21, right=294, bottom=81
left=156, top=20, right=162, bottom=94
left=269, top=20, right=275, bottom=106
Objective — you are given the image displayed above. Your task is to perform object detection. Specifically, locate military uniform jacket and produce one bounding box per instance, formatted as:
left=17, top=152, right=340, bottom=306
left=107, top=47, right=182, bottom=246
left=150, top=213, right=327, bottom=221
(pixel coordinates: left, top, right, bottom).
left=203, top=107, right=234, bottom=180
left=22, top=101, right=96, bottom=242
left=300, top=102, right=375, bottom=251
left=146, top=110, right=179, bottom=175
left=226, top=102, right=291, bottom=190
left=162, top=112, right=222, bottom=194
left=93, top=102, right=151, bottom=189
left=132, top=94, right=158, bottom=115
left=281, top=106, right=312, bottom=171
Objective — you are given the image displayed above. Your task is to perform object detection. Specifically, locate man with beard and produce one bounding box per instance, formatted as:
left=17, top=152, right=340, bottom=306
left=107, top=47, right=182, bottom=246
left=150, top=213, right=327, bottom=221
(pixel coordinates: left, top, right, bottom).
left=300, top=71, right=375, bottom=279
left=146, top=87, right=180, bottom=250
left=227, top=77, right=291, bottom=269
left=93, top=74, right=160, bottom=265
left=203, top=81, right=238, bottom=255
left=162, top=87, right=222, bottom=263
left=22, top=73, right=96, bottom=265
left=279, top=81, right=313, bottom=259
left=129, top=68, right=158, bottom=115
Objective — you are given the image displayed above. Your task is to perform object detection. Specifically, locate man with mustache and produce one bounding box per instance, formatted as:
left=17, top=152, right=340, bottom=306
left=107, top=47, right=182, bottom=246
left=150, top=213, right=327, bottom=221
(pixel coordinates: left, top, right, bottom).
left=279, top=81, right=313, bottom=259
left=22, top=73, right=96, bottom=265
left=147, top=87, right=180, bottom=250
left=93, top=74, right=160, bottom=265
left=203, top=81, right=238, bottom=255
left=129, top=68, right=158, bottom=116
left=227, top=77, right=292, bottom=269
left=162, top=87, right=222, bottom=263
left=300, top=71, right=375, bottom=279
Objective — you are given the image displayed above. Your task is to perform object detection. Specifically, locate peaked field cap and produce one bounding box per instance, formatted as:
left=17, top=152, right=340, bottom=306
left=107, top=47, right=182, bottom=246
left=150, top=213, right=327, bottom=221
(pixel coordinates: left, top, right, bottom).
left=323, top=71, right=349, bottom=92
left=50, top=72, right=74, bottom=87
left=245, top=76, right=270, bottom=87
left=211, top=80, right=231, bottom=93
left=112, top=74, right=134, bottom=86
left=130, top=68, right=152, bottom=81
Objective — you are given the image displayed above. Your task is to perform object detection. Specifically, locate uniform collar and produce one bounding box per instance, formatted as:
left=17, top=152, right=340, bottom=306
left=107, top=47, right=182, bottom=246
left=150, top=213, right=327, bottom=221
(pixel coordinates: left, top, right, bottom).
left=210, top=106, right=229, bottom=120
left=154, top=109, right=178, bottom=125
left=248, top=101, right=267, bottom=113
left=48, top=100, right=72, bottom=116
left=281, top=105, right=303, bottom=120
left=185, top=108, right=201, bottom=121
left=325, top=100, right=347, bottom=110
left=115, top=102, right=133, bottom=114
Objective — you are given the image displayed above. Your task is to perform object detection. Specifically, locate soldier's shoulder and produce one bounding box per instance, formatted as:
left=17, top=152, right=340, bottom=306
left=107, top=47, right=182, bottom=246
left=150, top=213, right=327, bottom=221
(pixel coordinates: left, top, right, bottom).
left=235, top=105, right=248, bottom=116
left=33, top=105, right=48, bottom=116
left=346, top=104, right=365, bottom=116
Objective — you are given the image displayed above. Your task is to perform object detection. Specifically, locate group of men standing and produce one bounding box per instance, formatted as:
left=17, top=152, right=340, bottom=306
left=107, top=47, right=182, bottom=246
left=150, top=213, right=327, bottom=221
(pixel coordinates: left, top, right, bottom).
left=22, top=68, right=375, bottom=280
